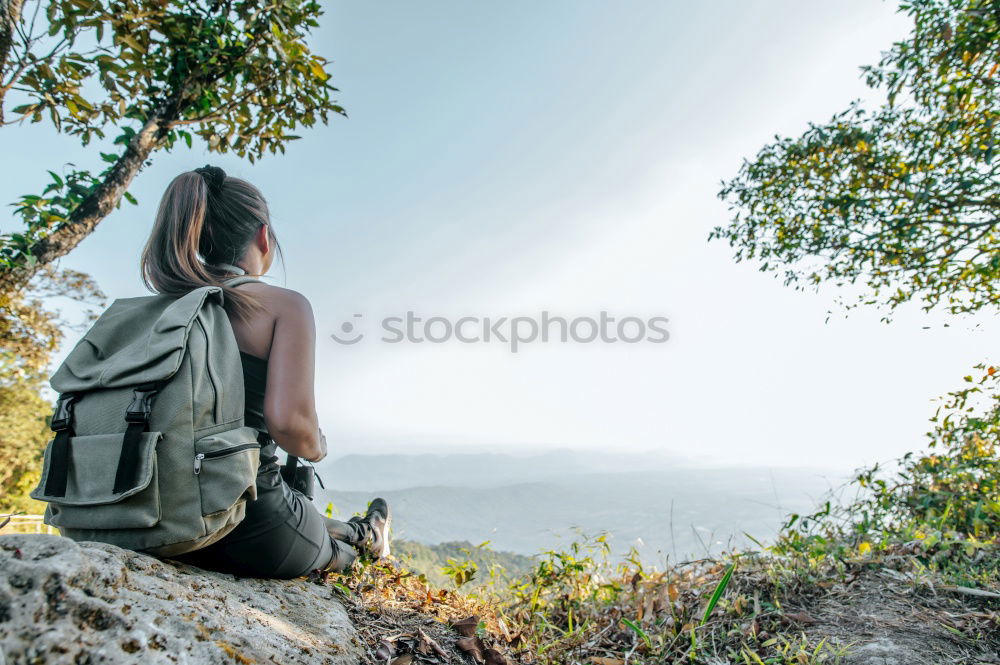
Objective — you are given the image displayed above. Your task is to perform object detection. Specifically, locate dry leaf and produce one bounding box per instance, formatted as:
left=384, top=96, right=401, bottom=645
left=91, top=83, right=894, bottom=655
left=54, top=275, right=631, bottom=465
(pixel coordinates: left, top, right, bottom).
left=783, top=612, right=817, bottom=625
left=390, top=656, right=413, bottom=665
left=417, top=628, right=448, bottom=660
left=496, top=617, right=512, bottom=643
left=375, top=640, right=395, bottom=663
left=452, top=615, right=480, bottom=638
left=642, top=591, right=655, bottom=620
left=590, top=658, right=624, bottom=665
left=484, top=648, right=508, bottom=665
left=457, top=636, right=486, bottom=664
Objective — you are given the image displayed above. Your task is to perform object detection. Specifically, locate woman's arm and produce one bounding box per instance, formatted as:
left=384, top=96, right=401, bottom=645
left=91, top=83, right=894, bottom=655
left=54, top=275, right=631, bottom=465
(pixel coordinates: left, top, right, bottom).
left=262, top=289, right=326, bottom=462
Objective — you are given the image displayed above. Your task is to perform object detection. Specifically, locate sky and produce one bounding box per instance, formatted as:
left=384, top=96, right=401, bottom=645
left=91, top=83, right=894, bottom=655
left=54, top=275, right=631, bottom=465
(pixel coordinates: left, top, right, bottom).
left=3, top=0, right=997, bottom=471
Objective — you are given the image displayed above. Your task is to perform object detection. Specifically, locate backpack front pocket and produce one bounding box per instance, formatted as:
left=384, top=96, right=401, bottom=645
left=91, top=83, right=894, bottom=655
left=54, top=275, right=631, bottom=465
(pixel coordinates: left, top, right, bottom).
left=194, top=427, right=261, bottom=516
left=31, top=431, right=162, bottom=530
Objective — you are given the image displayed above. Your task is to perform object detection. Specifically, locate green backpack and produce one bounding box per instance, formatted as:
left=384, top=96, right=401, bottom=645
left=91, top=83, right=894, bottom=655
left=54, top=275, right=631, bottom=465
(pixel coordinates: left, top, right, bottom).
left=30, top=281, right=262, bottom=556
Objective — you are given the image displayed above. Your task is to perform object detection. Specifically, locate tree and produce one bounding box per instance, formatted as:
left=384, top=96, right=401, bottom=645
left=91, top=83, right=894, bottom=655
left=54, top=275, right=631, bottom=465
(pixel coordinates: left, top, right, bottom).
left=0, top=378, right=50, bottom=514
left=0, top=265, right=102, bottom=383
left=0, top=0, right=342, bottom=511
left=0, top=0, right=344, bottom=296
left=0, top=266, right=102, bottom=514
left=714, top=0, right=999, bottom=315
left=0, top=3, right=26, bottom=116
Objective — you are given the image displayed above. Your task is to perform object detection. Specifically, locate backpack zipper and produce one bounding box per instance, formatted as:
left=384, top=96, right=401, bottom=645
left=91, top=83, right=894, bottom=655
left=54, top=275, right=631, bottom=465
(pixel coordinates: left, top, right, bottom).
left=194, top=442, right=261, bottom=475
left=195, top=316, right=221, bottom=423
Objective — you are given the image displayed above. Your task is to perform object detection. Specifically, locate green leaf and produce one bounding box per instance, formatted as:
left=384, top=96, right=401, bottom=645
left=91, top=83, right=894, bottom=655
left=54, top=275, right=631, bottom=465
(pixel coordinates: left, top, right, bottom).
left=700, top=561, right=736, bottom=625
left=119, top=34, right=146, bottom=53
left=621, top=617, right=651, bottom=649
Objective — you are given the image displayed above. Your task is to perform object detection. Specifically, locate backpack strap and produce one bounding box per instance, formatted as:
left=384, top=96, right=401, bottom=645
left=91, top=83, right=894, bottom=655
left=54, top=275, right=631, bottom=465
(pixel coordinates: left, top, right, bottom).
left=222, top=276, right=262, bottom=288
left=212, top=261, right=243, bottom=272
left=207, top=262, right=261, bottom=289
left=113, top=384, right=158, bottom=494
left=43, top=393, right=80, bottom=497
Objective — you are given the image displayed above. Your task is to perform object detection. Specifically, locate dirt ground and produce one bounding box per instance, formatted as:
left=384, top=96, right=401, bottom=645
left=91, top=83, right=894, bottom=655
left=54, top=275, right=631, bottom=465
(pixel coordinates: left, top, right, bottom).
left=789, top=567, right=1000, bottom=665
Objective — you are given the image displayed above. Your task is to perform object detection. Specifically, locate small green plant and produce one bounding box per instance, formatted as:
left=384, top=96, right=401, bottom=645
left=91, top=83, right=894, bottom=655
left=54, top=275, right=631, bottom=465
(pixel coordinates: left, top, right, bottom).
left=775, top=365, right=1000, bottom=585
left=740, top=634, right=848, bottom=665
left=441, top=545, right=480, bottom=588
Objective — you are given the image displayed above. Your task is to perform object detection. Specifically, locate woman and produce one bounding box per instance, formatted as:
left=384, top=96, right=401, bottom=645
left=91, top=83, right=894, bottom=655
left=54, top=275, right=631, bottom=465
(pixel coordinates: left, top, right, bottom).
left=139, top=165, right=390, bottom=579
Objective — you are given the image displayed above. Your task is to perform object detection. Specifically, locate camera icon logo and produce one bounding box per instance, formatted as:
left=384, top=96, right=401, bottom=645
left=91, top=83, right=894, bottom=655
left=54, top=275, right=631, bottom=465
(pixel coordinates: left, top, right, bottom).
left=330, top=314, right=364, bottom=345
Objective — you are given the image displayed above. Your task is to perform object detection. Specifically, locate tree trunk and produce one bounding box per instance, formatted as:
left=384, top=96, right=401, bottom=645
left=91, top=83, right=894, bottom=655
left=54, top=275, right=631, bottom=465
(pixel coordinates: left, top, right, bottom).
left=0, top=0, right=25, bottom=123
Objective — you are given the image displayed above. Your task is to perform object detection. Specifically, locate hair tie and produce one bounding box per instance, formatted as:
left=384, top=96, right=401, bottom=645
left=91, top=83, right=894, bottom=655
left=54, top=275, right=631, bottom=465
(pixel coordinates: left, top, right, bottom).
left=194, top=165, right=226, bottom=195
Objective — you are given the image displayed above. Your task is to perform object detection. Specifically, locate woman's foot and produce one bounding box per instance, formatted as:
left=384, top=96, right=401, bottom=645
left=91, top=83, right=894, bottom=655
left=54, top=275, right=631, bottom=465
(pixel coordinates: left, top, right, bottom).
left=350, top=498, right=391, bottom=559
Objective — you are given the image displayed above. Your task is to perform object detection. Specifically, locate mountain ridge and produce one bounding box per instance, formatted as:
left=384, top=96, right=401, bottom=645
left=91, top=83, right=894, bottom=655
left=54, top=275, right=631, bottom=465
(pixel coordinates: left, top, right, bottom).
left=312, top=451, right=844, bottom=561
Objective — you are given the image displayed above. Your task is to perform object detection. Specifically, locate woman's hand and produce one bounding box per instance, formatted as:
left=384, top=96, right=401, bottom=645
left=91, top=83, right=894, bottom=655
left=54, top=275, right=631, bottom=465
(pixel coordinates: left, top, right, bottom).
left=307, top=428, right=328, bottom=463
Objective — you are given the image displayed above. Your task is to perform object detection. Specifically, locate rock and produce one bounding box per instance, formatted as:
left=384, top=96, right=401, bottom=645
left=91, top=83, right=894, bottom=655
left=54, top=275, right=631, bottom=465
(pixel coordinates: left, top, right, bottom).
left=0, top=534, right=361, bottom=665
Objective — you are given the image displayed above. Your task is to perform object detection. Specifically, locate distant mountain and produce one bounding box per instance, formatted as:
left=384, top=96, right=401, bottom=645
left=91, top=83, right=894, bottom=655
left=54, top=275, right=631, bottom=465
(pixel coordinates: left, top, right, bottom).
left=392, top=540, right=536, bottom=589
left=316, top=448, right=697, bottom=492
left=313, top=451, right=844, bottom=562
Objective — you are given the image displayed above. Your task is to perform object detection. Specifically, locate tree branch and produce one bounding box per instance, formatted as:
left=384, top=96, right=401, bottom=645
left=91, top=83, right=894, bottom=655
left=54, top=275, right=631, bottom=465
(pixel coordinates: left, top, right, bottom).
left=0, top=87, right=189, bottom=294
left=0, top=0, right=26, bottom=122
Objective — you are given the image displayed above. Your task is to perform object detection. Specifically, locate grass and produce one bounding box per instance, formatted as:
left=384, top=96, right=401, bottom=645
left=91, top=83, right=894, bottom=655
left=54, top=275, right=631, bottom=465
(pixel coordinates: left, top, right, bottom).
left=335, top=526, right=998, bottom=664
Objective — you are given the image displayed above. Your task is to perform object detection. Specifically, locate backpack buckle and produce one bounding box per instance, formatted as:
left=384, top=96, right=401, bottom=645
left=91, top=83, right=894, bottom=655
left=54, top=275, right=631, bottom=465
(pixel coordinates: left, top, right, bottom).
left=125, top=387, right=157, bottom=423
left=51, top=394, right=78, bottom=431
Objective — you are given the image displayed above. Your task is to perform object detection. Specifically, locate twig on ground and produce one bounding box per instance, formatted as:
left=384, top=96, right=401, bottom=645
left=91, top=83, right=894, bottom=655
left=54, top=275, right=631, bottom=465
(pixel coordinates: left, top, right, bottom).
left=939, top=585, right=1000, bottom=600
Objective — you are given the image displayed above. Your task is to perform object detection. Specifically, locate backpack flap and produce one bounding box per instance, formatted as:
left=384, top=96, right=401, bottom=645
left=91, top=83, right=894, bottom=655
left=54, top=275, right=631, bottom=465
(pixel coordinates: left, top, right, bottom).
left=30, top=430, right=163, bottom=530
left=50, top=286, right=224, bottom=393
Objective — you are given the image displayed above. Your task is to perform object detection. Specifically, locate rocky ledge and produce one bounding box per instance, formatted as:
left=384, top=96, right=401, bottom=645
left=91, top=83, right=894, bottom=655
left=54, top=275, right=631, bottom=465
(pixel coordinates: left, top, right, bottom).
left=0, top=534, right=361, bottom=665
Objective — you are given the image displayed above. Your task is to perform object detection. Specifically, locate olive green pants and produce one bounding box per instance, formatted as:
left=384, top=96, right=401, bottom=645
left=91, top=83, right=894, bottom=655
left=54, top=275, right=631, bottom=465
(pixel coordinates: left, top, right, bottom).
left=176, top=481, right=363, bottom=579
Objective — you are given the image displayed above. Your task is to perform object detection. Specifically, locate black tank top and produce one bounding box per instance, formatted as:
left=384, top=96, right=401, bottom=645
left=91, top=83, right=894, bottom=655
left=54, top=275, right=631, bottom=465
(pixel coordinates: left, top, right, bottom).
left=238, top=352, right=290, bottom=528
left=240, top=351, right=269, bottom=433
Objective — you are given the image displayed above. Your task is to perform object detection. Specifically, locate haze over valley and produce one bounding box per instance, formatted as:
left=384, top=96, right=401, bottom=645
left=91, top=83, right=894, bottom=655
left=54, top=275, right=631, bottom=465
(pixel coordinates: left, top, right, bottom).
left=314, top=449, right=848, bottom=561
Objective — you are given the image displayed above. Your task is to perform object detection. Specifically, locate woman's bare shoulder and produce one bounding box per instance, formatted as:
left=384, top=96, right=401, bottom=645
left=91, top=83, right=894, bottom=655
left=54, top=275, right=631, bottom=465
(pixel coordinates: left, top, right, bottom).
left=238, top=281, right=313, bottom=318
left=228, top=283, right=314, bottom=358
